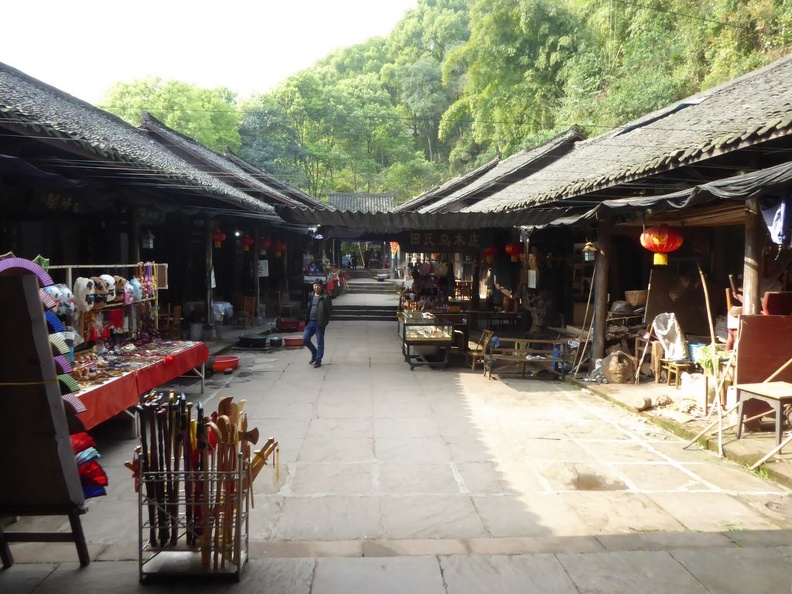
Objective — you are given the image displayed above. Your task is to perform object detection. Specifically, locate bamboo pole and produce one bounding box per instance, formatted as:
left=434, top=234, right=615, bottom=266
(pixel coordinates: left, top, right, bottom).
left=573, top=265, right=596, bottom=376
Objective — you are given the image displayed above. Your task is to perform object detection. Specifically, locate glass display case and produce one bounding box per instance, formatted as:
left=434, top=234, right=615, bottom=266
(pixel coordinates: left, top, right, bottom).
left=398, top=312, right=454, bottom=369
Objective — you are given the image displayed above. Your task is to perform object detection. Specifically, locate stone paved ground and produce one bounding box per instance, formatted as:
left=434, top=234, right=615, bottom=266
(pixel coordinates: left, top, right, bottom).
left=4, top=291, right=792, bottom=592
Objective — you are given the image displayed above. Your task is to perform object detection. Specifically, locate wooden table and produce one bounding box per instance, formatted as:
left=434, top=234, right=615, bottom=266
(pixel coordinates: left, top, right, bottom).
left=735, top=381, right=792, bottom=446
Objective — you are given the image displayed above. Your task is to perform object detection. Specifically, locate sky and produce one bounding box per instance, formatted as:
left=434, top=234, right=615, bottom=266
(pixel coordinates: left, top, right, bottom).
left=1, top=0, right=418, bottom=104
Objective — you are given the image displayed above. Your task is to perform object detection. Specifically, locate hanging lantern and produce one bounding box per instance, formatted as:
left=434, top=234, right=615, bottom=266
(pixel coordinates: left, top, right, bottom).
left=504, top=242, right=523, bottom=262
left=275, top=241, right=286, bottom=257
left=640, top=226, right=683, bottom=265
left=212, top=230, right=226, bottom=248
left=482, top=246, right=497, bottom=264
left=582, top=241, right=597, bottom=263
left=260, top=238, right=272, bottom=250
left=241, top=235, right=255, bottom=252
left=390, top=241, right=399, bottom=255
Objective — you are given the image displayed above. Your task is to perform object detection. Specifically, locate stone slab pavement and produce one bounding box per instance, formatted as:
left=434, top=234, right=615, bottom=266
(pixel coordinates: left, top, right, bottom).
left=4, top=294, right=792, bottom=592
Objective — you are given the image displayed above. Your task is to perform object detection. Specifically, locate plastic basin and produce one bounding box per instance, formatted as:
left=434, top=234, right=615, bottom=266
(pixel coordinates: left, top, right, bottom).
left=212, top=355, right=239, bottom=372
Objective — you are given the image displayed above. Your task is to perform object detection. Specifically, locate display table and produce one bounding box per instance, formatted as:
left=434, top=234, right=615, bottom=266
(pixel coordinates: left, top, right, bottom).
left=76, top=341, right=209, bottom=430
left=466, top=310, right=530, bottom=331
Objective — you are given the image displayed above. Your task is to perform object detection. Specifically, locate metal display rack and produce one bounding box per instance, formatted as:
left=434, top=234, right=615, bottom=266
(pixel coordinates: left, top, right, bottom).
left=138, top=455, right=249, bottom=583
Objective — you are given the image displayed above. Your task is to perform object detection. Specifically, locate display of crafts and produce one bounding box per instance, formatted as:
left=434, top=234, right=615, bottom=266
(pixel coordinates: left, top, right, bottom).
left=127, top=393, right=278, bottom=568
left=0, top=253, right=109, bottom=498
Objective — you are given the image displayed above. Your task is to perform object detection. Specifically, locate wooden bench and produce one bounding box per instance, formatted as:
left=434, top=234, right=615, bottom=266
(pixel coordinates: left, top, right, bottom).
left=484, top=337, right=570, bottom=380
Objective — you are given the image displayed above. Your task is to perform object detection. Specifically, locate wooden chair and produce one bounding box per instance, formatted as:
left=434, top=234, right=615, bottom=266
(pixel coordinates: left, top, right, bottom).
left=466, top=329, right=495, bottom=372
left=279, top=291, right=293, bottom=317
left=164, top=305, right=182, bottom=339
left=238, top=296, right=256, bottom=328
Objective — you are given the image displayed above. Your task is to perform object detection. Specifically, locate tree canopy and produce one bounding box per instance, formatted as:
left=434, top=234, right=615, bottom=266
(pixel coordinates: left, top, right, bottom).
left=100, top=0, right=792, bottom=202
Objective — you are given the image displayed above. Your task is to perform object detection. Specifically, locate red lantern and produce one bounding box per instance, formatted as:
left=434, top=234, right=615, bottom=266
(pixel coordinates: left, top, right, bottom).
left=260, top=238, right=272, bottom=250
left=482, top=246, right=497, bottom=264
left=241, top=235, right=255, bottom=252
left=212, top=230, right=226, bottom=248
left=504, top=242, right=523, bottom=262
left=640, top=226, right=683, bottom=265
left=275, top=241, right=286, bottom=256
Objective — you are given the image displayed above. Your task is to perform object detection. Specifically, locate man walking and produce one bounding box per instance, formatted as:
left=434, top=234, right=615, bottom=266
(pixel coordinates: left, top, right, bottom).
left=303, top=279, right=333, bottom=368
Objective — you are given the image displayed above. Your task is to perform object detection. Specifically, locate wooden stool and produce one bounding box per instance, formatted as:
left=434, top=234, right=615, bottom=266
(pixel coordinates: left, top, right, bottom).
left=660, top=360, right=695, bottom=388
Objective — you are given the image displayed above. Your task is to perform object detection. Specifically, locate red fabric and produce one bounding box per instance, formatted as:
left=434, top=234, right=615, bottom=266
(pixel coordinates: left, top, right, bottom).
left=78, top=460, right=108, bottom=487
left=76, top=342, right=209, bottom=430
left=70, top=432, right=96, bottom=454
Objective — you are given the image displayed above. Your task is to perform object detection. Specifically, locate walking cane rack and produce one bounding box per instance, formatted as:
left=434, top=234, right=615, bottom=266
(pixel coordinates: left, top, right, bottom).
left=131, top=393, right=278, bottom=583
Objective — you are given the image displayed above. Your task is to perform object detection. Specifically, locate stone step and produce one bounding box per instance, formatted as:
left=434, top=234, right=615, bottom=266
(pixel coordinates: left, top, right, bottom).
left=333, top=304, right=397, bottom=322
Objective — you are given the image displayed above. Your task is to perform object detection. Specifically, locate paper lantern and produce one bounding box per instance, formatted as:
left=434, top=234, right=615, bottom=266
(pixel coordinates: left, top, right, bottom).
left=482, top=246, right=498, bottom=264
left=260, top=238, right=272, bottom=250
left=241, top=235, right=255, bottom=252
left=504, top=242, right=523, bottom=261
left=212, top=230, right=226, bottom=248
left=640, top=226, right=683, bottom=265
left=275, top=241, right=286, bottom=256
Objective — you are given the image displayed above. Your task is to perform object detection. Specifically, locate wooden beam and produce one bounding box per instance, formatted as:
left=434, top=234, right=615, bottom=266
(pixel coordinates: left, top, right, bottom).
left=592, top=218, right=612, bottom=361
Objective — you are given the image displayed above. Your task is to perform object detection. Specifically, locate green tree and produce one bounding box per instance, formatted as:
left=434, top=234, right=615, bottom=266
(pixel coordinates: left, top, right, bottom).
left=238, top=95, right=309, bottom=189
left=99, top=78, right=241, bottom=152
left=443, top=0, right=582, bottom=155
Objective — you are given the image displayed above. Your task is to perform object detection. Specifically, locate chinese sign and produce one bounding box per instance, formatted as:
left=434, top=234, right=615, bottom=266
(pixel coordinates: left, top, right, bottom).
left=394, top=230, right=492, bottom=253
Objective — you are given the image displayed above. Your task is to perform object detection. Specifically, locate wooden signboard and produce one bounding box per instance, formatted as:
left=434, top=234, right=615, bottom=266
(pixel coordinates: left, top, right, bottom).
left=0, top=274, right=89, bottom=567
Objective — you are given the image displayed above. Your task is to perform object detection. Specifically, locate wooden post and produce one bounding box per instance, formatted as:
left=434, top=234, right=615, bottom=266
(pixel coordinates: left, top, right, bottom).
left=130, top=207, right=141, bottom=263
left=205, top=219, right=215, bottom=336
left=253, top=228, right=261, bottom=319
left=591, top=219, right=612, bottom=363
left=743, top=197, right=763, bottom=315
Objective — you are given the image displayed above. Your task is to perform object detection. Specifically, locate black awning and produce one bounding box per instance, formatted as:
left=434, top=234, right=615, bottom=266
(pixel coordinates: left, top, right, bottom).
left=277, top=161, right=792, bottom=237
left=273, top=207, right=575, bottom=236
left=529, top=160, right=792, bottom=229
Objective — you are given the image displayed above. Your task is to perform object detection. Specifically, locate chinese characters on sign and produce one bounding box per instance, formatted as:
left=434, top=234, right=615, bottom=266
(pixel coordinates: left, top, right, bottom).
left=43, top=193, right=79, bottom=214
left=403, top=231, right=486, bottom=252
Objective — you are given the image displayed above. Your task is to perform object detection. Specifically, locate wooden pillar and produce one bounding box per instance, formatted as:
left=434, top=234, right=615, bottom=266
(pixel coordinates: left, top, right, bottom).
left=743, top=197, right=763, bottom=315
left=253, top=228, right=261, bottom=318
left=130, top=207, right=141, bottom=263
left=205, top=220, right=215, bottom=335
left=591, top=219, right=613, bottom=362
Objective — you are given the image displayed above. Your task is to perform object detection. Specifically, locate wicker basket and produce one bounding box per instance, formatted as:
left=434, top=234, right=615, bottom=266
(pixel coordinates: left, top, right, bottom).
left=602, top=351, right=636, bottom=384
left=624, top=290, right=648, bottom=307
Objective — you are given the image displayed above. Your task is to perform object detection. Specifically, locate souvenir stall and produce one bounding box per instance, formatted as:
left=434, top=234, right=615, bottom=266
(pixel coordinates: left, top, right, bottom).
left=398, top=258, right=468, bottom=367
left=0, top=257, right=110, bottom=567
left=37, top=260, right=209, bottom=430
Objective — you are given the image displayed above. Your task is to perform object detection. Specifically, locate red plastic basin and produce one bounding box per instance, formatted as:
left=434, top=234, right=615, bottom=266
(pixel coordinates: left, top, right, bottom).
left=212, top=355, right=239, bottom=372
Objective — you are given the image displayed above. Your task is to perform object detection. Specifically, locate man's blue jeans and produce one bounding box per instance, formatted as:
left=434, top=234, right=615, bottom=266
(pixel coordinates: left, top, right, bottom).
left=302, top=320, right=325, bottom=363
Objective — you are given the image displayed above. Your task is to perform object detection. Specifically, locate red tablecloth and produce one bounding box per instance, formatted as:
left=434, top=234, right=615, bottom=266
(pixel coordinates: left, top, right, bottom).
left=76, top=342, right=209, bottom=430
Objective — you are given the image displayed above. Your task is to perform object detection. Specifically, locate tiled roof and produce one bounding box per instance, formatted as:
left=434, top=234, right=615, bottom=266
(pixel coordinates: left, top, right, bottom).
left=140, top=112, right=296, bottom=207
left=422, top=127, right=584, bottom=213
left=393, top=158, right=499, bottom=212
left=326, top=192, right=397, bottom=212
left=465, top=53, right=792, bottom=213
left=0, top=62, right=274, bottom=215
left=222, top=149, right=324, bottom=208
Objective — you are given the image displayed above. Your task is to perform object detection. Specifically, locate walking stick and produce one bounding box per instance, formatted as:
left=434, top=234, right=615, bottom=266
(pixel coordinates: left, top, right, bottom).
left=136, top=405, right=157, bottom=547
left=633, top=322, right=654, bottom=384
